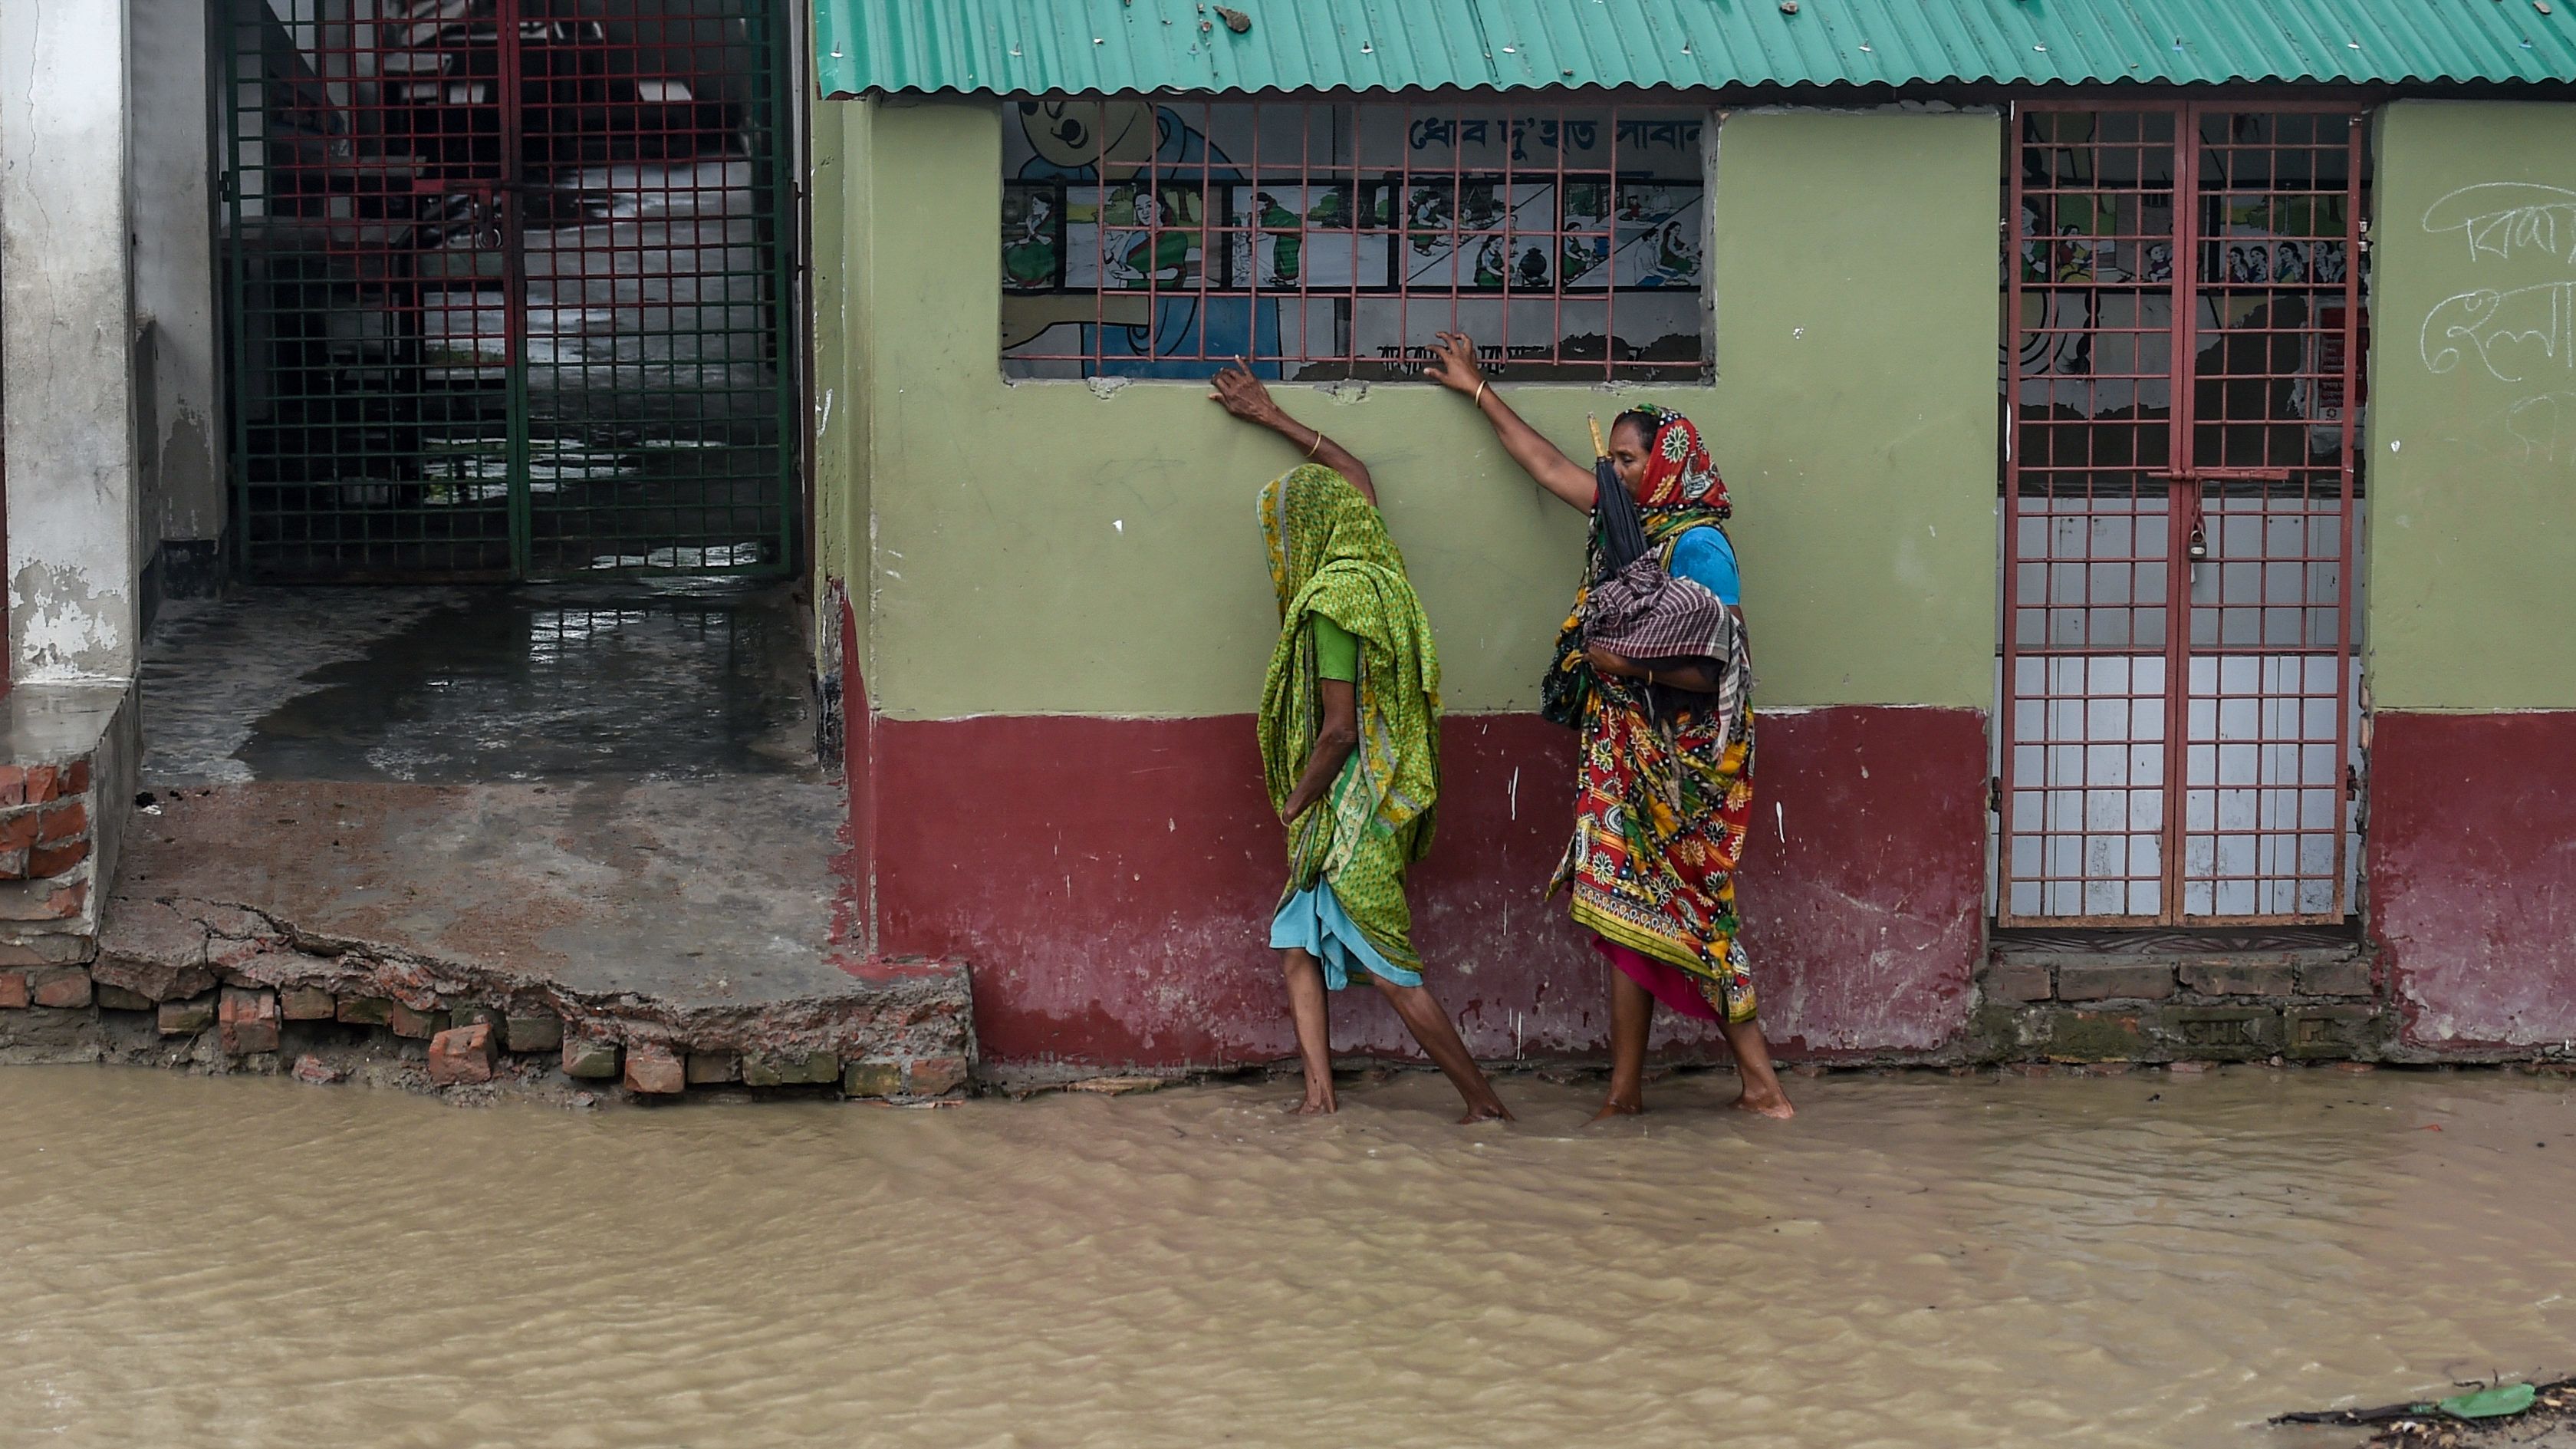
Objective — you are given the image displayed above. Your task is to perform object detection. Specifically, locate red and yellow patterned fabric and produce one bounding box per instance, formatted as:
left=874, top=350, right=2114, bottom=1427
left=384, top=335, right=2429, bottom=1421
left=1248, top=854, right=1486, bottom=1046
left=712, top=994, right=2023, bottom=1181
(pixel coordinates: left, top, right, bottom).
left=1541, top=407, right=1759, bottom=1023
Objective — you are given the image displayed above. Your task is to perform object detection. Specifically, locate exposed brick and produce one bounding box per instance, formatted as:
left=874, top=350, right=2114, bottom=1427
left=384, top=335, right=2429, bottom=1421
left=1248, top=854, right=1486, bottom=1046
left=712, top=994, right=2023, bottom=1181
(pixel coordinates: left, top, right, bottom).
left=686, top=1052, right=740, bottom=1085
left=1985, top=963, right=2053, bottom=1003
left=160, top=993, right=218, bottom=1036
left=291, top=1055, right=342, bottom=1085
left=745, top=1050, right=840, bottom=1087
left=278, top=986, right=337, bottom=1020
left=0, top=766, right=26, bottom=807
left=0, top=879, right=87, bottom=921
left=2179, top=960, right=2298, bottom=997
left=427, top=1023, right=497, bottom=1086
left=28, top=840, right=89, bottom=878
left=562, top=1037, right=622, bottom=1079
left=28, top=967, right=92, bottom=1009
left=36, top=802, right=87, bottom=845
left=2287, top=1005, right=2379, bottom=1060
left=0, top=934, right=89, bottom=967
left=0, top=811, right=40, bottom=853
left=446, top=1001, right=502, bottom=1031
left=218, top=987, right=281, bottom=1055
left=387, top=1003, right=446, bottom=1039
left=841, top=1060, right=902, bottom=1098
left=96, top=983, right=154, bottom=1012
left=502, top=1011, right=562, bottom=1053
left=2147, top=1005, right=2283, bottom=1061
left=336, top=995, right=395, bottom=1026
left=624, top=1043, right=685, bottom=1095
left=2055, top=963, right=2176, bottom=1002
left=0, top=970, right=25, bottom=1009
left=63, top=761, right=90, bottom=795
left=905, top=1056, right=969, bottom=1098
left=2037, top=1008, right=2151, bottom=1061
left=2298, top=960, right=2375, bottom=998
left=21, top=766, right=59, bottom=805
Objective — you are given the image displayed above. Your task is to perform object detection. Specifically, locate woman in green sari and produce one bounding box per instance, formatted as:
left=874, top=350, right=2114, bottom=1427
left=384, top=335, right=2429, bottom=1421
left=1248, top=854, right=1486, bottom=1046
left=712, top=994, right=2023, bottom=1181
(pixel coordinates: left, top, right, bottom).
left=1211, top=363, right=1512, bottom=1123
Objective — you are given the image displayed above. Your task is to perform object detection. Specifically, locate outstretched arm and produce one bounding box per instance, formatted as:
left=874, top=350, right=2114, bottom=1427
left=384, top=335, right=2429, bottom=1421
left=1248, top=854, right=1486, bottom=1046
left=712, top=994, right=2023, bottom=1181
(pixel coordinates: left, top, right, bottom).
left=1422, top=332, right=1597, bottom=511
left=1209, top=362, right=1377, bottom=505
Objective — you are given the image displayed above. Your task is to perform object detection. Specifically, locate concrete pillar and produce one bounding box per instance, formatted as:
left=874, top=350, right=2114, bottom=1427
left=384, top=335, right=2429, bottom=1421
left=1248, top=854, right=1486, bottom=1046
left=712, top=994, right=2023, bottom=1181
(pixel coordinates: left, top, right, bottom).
left=2, top=0, right=143, bottom=684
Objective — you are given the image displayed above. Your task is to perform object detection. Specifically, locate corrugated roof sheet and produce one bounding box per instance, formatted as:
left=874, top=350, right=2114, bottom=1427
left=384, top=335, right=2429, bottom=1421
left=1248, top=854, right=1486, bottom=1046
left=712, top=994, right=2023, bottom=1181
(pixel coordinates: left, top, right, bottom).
left=814, top=0, right=2576, bottom=98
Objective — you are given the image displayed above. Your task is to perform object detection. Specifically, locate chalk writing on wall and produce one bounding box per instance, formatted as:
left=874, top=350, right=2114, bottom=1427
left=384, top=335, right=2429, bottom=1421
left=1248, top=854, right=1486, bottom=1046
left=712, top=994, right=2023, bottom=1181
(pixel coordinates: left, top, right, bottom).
left=2418, top=180, right=2576, bottom=468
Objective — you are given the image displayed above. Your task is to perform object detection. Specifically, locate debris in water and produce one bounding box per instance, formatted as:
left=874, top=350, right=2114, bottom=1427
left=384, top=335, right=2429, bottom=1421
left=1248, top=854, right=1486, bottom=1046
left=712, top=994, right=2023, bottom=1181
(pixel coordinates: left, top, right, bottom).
left=2274, top=1373, right=2570, bottom=1446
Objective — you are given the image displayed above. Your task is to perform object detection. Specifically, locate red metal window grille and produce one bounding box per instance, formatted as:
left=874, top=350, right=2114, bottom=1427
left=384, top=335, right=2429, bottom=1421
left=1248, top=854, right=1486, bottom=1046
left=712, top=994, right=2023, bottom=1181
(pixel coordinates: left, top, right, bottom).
left=998, top=97, right=1709, bottom=382
left=2000, top=103, right=2367, bottom=927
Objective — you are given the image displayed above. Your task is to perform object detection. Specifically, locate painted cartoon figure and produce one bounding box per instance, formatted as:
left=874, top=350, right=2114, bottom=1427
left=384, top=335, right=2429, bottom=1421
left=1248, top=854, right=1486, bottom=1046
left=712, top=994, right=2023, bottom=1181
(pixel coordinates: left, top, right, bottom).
left=1005, top=100, right=1278, bottom=377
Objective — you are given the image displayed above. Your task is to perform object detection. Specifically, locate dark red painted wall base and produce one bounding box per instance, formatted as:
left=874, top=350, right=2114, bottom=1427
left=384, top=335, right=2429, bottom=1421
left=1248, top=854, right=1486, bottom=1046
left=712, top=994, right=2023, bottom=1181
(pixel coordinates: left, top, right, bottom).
left=865, top=706, right=1986, bottom=1067
left=2370, top=711, right=2576, bottom=1051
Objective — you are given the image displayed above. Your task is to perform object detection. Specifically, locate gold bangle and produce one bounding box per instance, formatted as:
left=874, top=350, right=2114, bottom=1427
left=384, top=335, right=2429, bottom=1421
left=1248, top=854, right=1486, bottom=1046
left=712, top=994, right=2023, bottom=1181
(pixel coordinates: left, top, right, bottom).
left=1305, top=430, right=1326, bottom=459
left=1472, top=379, right=1489, bottom=409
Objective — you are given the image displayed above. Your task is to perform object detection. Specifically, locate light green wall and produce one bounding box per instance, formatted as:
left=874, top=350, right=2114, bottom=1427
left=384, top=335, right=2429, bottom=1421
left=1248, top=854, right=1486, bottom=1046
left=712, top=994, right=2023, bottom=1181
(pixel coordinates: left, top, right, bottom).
left=809, top=101, right=867, bottom=665
left=2368, top=100, right=2576, bottom=711
left=819, top=100, right=1999, bottom=720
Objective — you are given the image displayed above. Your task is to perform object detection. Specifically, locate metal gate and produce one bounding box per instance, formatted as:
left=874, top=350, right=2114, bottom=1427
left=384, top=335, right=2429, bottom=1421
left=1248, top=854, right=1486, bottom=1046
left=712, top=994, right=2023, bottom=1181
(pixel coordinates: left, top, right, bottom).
left=2001, top=103, right=2366, bottom=927
left=219, top=0, right=796, bottom=581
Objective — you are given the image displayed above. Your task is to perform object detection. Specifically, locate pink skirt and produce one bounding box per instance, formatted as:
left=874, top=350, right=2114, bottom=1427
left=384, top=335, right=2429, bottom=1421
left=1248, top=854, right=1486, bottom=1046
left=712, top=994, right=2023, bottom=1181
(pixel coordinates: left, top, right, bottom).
left=1593, top=937, right=1723, bottom=1023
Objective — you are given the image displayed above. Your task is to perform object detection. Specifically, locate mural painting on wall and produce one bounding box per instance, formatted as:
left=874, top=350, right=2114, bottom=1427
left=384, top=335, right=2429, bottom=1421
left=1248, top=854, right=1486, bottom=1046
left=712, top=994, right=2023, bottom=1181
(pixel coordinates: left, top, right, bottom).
left=1001, top=101, right=1706, bottom=380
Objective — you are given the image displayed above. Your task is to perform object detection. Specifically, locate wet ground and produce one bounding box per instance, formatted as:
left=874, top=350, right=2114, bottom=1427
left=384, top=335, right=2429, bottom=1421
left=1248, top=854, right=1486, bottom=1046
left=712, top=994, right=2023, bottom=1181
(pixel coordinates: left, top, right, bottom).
left=4, top=1065, right=2569, bottom=1447
left=140, top=581, right=813, bottom=786
left=110, top=583, right=875, bottom=1023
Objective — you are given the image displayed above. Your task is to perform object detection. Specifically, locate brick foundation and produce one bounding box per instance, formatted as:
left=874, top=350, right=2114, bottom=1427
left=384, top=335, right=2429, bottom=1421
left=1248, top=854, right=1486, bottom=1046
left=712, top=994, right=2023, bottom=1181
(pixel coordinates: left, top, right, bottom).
left=0, top=891, right=979, bottom=1105
left=1971, top=946, right=2395, bottom=1064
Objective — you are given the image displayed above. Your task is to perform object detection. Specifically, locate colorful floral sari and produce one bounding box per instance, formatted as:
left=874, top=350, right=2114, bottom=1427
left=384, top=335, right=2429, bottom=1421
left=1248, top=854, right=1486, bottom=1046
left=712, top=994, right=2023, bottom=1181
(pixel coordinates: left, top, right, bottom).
left=1541, top=409, right=1760, bottom=1023
left=1258, top=466, right=1442, bottom=973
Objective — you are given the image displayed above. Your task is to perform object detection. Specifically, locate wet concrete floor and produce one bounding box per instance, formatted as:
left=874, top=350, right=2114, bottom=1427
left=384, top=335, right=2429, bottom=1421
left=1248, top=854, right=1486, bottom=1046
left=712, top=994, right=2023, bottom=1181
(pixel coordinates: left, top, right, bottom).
left=116, top=585, right=870, bottom=1018
left=3, top=1065, right=2569, bottom=1447
left=141, top=582, right=814, bottom=786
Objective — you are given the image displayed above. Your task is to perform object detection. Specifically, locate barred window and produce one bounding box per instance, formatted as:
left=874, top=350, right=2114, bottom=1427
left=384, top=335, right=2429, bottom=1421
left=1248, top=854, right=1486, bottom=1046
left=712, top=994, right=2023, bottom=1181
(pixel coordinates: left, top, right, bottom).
left=999, top=97, right=1709, bottom=382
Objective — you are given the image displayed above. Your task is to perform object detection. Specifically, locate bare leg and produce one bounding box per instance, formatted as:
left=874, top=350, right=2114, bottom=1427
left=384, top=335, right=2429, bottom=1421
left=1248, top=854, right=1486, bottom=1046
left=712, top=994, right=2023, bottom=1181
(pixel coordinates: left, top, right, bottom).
left=1588, top=968, right=1654, bottom=1124
left=1720, top=1015, right=1795, bottom=1119
left=1280, top=949, right=1336, bottom=1114
left=1367, top=974, right=1514, bottom=1123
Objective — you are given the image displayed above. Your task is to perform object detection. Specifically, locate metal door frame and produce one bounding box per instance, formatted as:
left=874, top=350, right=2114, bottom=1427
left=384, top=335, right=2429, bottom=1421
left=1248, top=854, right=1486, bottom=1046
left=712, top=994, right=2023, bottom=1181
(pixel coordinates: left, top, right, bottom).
left=2000, top=99, right=2365, bottom=927
left=216, top=0, right=801, bottom=583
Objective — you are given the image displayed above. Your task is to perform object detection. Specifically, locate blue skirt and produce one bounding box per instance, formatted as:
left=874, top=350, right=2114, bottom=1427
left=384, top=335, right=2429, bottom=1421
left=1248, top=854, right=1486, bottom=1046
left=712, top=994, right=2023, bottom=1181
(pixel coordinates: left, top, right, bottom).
left=1269, top=881, right=1423, bottom=990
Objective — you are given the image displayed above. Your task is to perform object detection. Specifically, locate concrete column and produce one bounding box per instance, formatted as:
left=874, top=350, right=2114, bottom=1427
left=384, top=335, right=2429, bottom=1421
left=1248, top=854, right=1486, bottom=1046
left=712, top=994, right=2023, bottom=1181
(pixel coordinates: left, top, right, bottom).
left=2, top=0, right=143, bottom=683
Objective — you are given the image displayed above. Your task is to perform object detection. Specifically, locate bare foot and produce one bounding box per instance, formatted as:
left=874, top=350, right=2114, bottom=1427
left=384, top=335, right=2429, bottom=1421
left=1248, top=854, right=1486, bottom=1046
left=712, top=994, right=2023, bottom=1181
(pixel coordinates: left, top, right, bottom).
left=1458, top=1100, right=1516, bottom=1125
left=1285, top=1092, right=1337, bottom=1115
left=1585, top=1097, right=1644, bottom=1125
left=1731, top=1086, right=1795, bottom=1120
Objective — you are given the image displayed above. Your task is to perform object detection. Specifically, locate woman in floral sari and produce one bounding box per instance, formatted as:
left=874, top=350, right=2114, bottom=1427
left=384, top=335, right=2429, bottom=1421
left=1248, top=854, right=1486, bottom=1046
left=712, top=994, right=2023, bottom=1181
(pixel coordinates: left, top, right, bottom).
left=1424, top=334, right=1793, bottom=1121
left=1209, top=363, right=1512, bottom=1124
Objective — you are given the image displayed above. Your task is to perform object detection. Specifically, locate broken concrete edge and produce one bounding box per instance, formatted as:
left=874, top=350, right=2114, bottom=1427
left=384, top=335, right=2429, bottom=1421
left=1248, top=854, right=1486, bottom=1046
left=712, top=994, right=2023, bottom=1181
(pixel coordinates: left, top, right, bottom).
left=45, top=888, right=979, bottom=1104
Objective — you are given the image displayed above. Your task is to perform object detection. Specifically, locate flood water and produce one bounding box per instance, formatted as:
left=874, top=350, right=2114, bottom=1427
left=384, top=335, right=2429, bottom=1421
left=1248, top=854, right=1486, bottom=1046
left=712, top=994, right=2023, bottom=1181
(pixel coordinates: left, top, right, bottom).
left=5, top=1066, right=2570, bottom=1448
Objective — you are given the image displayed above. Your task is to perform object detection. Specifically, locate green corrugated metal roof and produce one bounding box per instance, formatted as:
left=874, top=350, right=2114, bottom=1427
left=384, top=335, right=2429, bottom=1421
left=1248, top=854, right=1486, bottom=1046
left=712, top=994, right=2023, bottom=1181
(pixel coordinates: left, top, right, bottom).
left=814, top=0, right=2576, bottom=98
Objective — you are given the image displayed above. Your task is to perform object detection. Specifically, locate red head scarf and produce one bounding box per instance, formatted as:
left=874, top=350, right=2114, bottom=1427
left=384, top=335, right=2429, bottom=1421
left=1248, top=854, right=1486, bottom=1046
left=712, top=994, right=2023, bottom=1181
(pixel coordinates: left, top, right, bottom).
left=1620, top=406, right=1731, bottom=519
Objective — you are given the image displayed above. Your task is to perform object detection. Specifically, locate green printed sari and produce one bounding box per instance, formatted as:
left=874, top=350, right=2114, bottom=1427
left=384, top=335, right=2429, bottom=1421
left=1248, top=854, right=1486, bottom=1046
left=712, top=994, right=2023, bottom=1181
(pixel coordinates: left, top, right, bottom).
left=1256, top=466, right=1442, bottom=973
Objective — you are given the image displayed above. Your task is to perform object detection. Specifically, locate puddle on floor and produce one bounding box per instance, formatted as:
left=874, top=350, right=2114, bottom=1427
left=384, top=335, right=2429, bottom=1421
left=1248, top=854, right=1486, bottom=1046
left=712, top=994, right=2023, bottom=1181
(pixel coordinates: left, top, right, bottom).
left=2, top=1066, right=2568, bottom=1447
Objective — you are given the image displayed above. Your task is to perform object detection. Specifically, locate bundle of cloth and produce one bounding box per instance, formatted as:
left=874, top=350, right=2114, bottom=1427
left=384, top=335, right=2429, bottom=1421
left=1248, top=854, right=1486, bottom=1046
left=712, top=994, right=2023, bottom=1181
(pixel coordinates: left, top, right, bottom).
left=1578, top=427, right=1740, bottom=730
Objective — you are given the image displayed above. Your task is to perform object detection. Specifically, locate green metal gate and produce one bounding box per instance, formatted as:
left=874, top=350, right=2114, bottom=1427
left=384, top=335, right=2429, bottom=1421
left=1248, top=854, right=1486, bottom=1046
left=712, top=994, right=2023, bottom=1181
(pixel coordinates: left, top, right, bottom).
left=219, top=0, right=797, bottom=581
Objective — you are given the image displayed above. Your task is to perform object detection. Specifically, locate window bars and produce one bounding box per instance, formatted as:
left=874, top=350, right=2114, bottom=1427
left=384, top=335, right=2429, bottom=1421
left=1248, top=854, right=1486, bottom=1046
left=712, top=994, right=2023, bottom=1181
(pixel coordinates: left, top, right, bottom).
left=998, top=98, right=1710, bottom=382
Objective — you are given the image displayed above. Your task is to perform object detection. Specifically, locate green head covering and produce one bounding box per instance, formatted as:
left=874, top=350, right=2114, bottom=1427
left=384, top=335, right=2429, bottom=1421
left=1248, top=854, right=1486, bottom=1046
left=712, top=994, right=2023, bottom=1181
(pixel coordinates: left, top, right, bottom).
left=1256, top=466, right=1443, bottom=966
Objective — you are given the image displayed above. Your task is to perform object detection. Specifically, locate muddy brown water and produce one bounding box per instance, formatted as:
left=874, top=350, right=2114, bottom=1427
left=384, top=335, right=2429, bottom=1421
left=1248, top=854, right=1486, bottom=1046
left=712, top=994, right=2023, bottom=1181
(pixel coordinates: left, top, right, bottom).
left=5, top=1067, right=2571, bottom=1448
